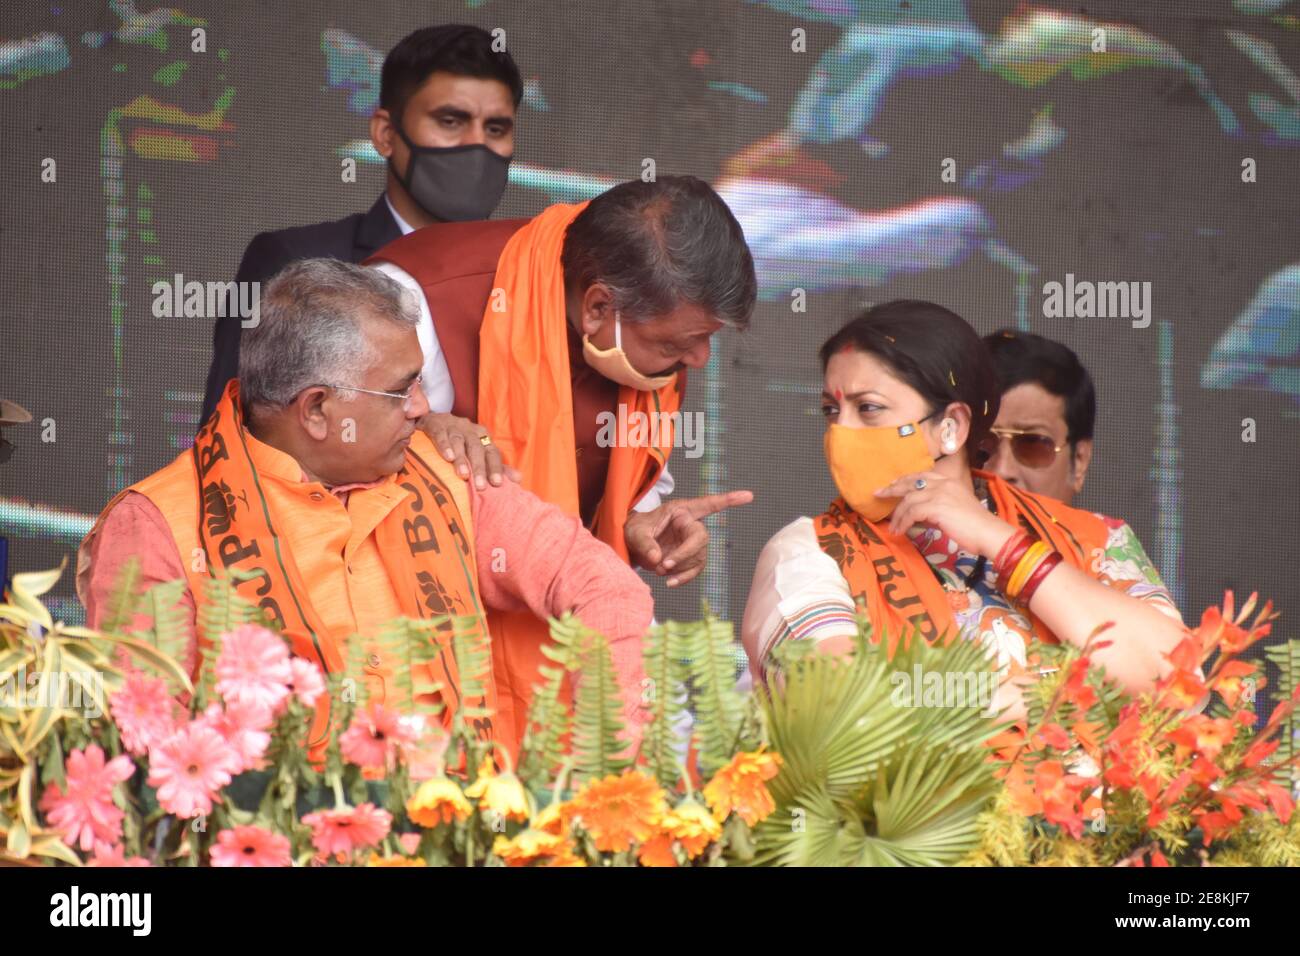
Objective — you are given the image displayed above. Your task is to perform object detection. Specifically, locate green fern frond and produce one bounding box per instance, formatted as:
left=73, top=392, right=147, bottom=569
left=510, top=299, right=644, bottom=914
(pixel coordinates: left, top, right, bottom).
left=517, top=616, right=595, bottom=785
left=638, top=621, right=690, bottom=789
left=681, top=611, right=746, bottom=778
left=1265, top=638, right=1300, bottom=791
left=517, top=659, right=570, bottom=786
left=564, top=619, right=629, bottom=783
left=131, top=579, right=190, bottom=669
left=448, top=614, right=492, bottom=725
left=97, top=556, right=144, bottom=634
left=196, top=572, right=263, bottom=644
left=364, top=617, right=453, bottom=727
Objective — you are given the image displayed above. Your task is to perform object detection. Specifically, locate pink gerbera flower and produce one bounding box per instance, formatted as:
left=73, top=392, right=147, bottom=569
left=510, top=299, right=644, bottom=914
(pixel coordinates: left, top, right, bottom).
left=302, top=803, right=392, bottom=858
left=339, top=703, right=417, bottom=771
left=197, top=702, right=271, bottom=773
left=109, top=670, right=181, bottom=757
left=215, top=624, right=292, bottom=713
left=147, top=722, right=242, bottom=819
left=210, top=825, right=292, bottom=867
left=87, top=841, right=151, bottom=867
left=38, top=745, right=136, bottom=852
left=283, top=657, right=326, bottom=711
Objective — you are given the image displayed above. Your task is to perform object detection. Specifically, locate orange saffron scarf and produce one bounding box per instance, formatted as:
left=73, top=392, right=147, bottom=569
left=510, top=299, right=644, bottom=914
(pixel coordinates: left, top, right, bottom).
left=813, top=471, right=1110, bottom=655
left=188, top=382, right=492, bottom=757
left=475, top=201, right=682, bottom=747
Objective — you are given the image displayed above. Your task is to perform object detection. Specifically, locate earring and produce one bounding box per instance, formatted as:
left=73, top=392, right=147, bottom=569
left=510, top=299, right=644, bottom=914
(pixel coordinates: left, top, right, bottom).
left=943, top=439, right=957, bottom=453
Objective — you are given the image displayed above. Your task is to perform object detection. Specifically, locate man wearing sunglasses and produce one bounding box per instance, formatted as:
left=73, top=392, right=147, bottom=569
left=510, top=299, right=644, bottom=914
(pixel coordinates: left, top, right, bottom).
left=78, top=260, right=654, bottom=760
left=978, top=330, right=1096, bottom=506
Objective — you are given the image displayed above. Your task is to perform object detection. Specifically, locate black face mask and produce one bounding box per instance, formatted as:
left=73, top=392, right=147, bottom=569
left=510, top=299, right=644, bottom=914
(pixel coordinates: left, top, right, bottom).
left=390, top=122, right=511, bottom=223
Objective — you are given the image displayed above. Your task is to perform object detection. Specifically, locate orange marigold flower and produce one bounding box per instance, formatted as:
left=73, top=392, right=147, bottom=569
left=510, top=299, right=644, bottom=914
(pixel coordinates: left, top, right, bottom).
left=406, top=775, right=472, bottom=827
left=637, top=833, right=679, bottom=867
left=366, top=853, right=427, bottom=867
left=703, top=749, right=784, bottom=825
left=541, top=846, right=588, bottom=867
left=568, top=770, right=667, bottom=853
left=492, top=828, right=568, bottom=866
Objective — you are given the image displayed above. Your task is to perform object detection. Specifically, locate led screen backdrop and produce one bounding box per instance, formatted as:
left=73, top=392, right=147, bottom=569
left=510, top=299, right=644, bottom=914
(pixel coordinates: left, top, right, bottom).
left=2, top=1, right=1298, bottom=673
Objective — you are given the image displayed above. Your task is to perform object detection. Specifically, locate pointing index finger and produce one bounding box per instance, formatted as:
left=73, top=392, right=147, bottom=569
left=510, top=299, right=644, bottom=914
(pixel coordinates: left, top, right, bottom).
left=682, top=490, right=755, bottom=520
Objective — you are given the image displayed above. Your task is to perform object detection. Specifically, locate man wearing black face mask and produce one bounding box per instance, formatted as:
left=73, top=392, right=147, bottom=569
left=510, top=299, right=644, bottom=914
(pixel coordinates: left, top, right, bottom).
left=200, top=24, right=520, bottom=484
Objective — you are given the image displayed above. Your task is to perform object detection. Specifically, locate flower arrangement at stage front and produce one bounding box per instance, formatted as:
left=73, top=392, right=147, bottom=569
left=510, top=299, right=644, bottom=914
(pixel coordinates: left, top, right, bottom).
left=964, top=592, right=1300, bottom=866
left=2, top=560, right=1297, bottom=867
left=0, top=561, right=787, bottom=867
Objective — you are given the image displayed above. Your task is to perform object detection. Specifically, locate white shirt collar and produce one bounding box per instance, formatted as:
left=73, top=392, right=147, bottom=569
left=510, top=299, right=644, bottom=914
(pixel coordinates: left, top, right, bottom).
left=385, top=194, right=416, bottom=236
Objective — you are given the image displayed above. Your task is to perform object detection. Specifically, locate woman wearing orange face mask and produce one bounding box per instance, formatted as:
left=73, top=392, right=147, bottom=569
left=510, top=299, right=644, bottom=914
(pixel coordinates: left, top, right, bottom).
left=741, top=300, right=1186, bottom=719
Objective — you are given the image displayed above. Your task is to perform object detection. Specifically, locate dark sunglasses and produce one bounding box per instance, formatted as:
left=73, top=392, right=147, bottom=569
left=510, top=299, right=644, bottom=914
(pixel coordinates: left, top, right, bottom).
left=974, top=427, right=1066, bottom=470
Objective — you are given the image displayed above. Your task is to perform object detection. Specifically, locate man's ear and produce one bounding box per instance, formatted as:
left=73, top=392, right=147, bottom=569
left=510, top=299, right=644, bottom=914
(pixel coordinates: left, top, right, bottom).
left=295, top=387, right=332, bottom=442
left=577, top=282, right=615, bottom=338
left=370, top=108, right=396, bottom=160
left=1070, top=438, right=1094, bottom=494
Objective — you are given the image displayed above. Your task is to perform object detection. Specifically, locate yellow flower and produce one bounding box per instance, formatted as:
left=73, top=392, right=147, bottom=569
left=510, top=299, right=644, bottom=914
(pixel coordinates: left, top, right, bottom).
left=662, top=799, right=722, bottom=858
left=703, top=749, right=784, bottom=825
left=366, top=853, right=427, bottom=867
left=406, top=775, right=472, bottom=827
left=567, top=769, right=667, bottom=853
left=532, top=800, right=569, bottom=835
left=464, top=762, right=531, bottom=823
left=492, top=828, right=567, bottom=866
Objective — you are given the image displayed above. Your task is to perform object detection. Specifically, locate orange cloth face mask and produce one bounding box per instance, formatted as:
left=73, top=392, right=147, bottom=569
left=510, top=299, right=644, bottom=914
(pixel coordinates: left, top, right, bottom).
left=823, top=419, right=936, bottom=521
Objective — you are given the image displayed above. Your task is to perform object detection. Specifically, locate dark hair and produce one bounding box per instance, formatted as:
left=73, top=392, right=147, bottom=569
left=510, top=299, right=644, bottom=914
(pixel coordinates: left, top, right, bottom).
left=380, top=24, right=523, bottom=122
left=820, top=300, right=1001, bottom=455
left=984, top=329, right=1096, bottom=444
left=561, top=175, right=757, bottom=330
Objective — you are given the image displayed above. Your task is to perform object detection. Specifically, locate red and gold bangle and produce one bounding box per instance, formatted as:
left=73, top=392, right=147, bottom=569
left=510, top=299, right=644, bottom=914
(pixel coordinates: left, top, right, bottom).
left=994, top=531, right=1033, bottom=592
left=1005, top=541, right=1050, bottom=601
left=993, top=530, right=1030, bottom=573
left=1017, top=550, right=1063, bottom=607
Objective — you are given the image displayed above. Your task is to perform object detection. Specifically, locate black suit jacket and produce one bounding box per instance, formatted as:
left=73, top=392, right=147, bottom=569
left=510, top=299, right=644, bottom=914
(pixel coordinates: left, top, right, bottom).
left=199, top=195, right=403, bottom=425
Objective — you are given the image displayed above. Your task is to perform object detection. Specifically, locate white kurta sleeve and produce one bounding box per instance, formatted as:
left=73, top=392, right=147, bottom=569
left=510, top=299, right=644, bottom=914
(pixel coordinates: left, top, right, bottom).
left=740, top=516, right=858, bottom=680
left=631, top=465, right=675, bottom=513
